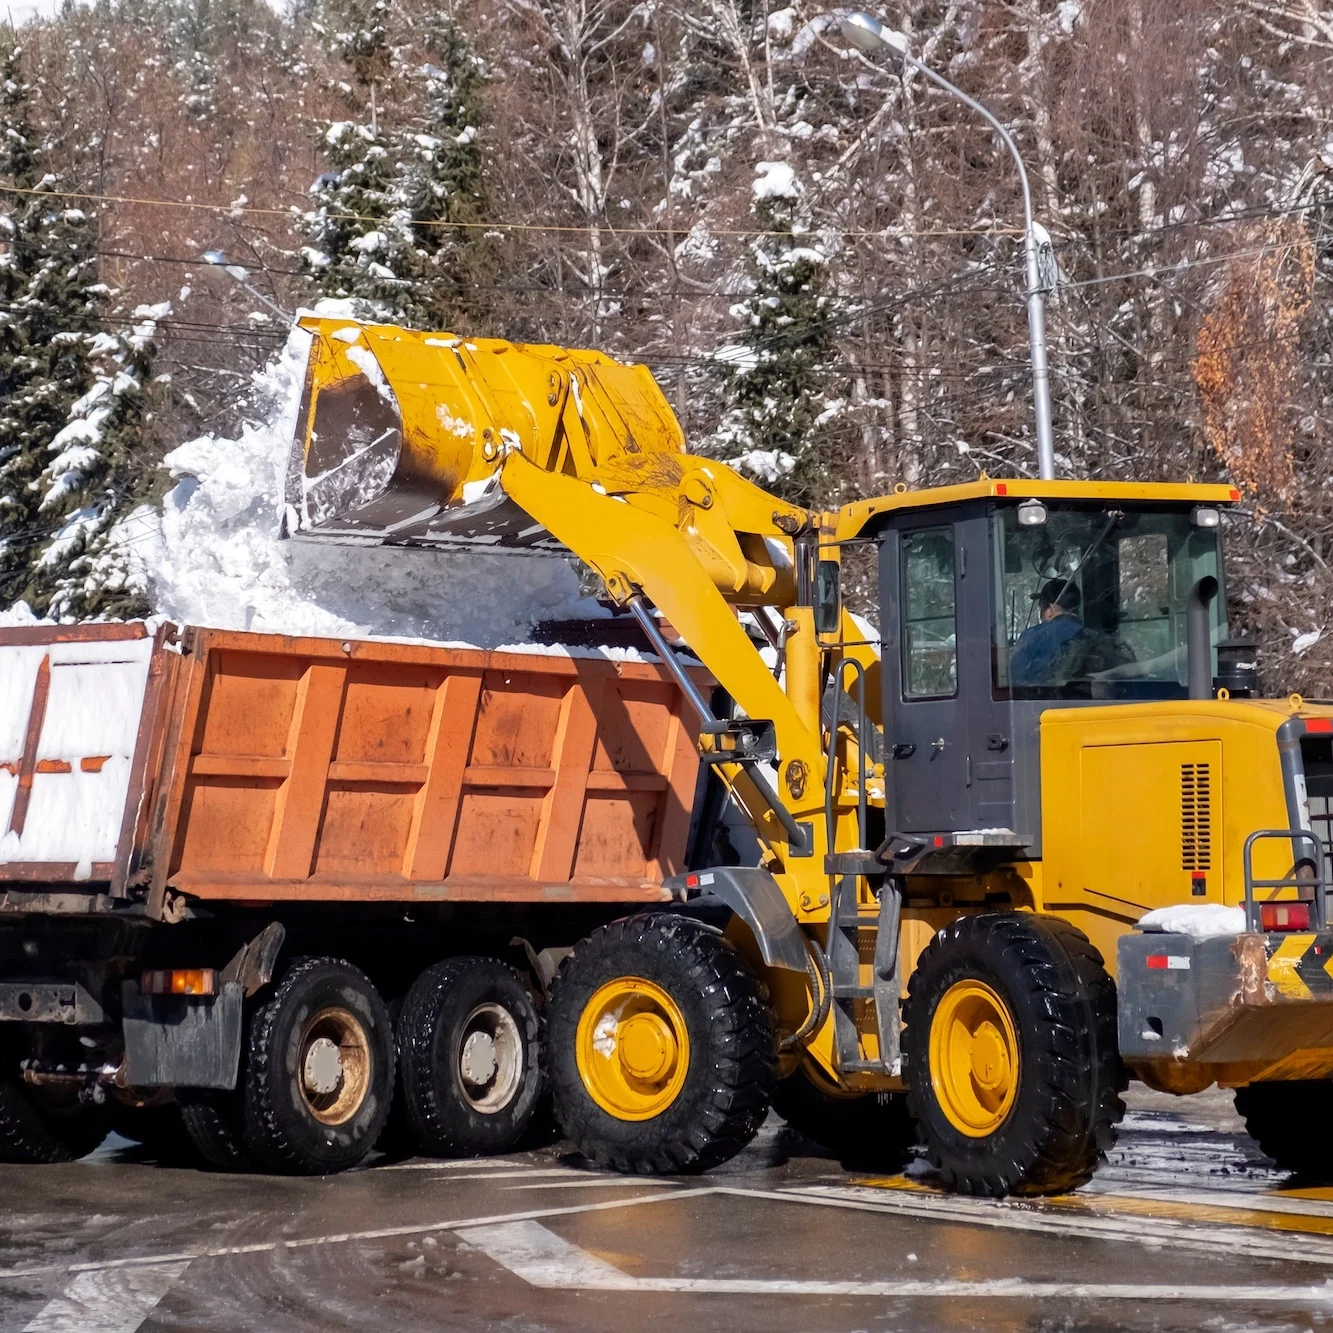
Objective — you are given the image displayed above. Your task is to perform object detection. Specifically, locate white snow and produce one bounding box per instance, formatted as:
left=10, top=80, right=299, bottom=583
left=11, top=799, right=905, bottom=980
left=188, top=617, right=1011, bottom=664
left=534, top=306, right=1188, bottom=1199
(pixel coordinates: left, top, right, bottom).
left=733, top=448, right=796, bottom=482
left=125, top=317, right=604, bottom=649
left=1137, top=903, right=1247, bottom=938
left=1293, top=627, right=1323, bottom=655
left=0, top=636, right=154, bottom=864
left=752, top=161, right=799, bottom=201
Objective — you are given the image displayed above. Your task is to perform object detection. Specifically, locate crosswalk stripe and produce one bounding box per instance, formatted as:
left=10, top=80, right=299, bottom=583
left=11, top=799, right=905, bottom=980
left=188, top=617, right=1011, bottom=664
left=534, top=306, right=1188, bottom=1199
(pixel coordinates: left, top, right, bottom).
left=21, top=1260, right=190, bottom=1333
left=459, top=1219, right=1333, bottom=1301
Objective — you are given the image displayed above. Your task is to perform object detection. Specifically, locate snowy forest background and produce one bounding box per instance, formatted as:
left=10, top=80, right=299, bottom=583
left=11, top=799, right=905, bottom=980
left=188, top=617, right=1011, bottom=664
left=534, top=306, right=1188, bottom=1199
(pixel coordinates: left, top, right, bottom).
left=0, top=0, right=1330, bottom=687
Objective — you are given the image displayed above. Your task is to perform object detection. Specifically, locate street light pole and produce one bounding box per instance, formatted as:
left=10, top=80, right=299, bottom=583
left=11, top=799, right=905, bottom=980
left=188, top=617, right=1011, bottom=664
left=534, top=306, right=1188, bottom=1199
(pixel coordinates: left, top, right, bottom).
left=840, top=13, right=1057, bottom=481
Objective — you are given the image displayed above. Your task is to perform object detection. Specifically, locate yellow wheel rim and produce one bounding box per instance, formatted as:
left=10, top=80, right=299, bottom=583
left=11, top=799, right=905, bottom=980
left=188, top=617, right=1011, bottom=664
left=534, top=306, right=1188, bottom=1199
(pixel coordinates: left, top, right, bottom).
left=575, top=977, right=690, bottom=1121
left=928, top=979, right=1019, bottom=1137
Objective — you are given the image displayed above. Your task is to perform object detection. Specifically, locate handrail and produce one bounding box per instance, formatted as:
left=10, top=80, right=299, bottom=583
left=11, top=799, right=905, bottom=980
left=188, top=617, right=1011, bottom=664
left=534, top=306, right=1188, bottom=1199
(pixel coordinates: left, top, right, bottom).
left=823, top=657, right=870, bottom=856
left=1242, top=828, right=1327, bottom=931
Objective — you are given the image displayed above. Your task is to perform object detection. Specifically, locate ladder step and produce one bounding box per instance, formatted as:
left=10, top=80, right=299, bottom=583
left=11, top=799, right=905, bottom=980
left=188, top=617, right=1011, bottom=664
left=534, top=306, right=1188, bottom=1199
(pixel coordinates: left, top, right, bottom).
left=831, top=985, right=875, bottom=1000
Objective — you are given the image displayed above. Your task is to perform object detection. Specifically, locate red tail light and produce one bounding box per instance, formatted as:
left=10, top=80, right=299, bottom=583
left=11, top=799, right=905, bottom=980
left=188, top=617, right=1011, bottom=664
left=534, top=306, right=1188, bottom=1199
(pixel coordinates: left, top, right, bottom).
left=1260, top=902, right=1311, bottom=932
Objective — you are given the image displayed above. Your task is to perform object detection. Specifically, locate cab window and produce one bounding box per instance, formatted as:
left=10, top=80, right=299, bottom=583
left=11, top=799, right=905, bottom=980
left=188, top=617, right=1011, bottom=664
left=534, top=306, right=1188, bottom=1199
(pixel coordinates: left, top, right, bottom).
left=902, top=528, right=957, bottom=699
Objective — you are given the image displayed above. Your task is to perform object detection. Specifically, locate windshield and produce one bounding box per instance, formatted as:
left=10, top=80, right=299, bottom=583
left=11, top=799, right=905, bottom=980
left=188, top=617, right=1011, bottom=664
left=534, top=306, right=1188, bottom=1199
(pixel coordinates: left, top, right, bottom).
left=993, top=505, right=1225, bottom=700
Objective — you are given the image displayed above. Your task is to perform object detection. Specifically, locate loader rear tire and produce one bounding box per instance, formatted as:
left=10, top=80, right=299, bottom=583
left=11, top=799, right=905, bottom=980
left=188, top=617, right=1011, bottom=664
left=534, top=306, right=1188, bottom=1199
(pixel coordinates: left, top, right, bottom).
left=902, top=912, right=1124, bottom=1198
left=1235, top=1081, right=1333, bottom=1179
left=548, top=914, right=776, bottom=1174
left=0, top=1075, right=108, bottom=1163
left=399, top=956, right=542, bottom=1158
left=772, top=1064, right=918, bottom=1171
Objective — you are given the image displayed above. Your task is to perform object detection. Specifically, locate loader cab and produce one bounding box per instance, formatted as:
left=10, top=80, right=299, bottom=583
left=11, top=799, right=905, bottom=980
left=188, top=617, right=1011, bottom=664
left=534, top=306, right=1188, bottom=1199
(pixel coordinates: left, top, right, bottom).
left=858, top=485, right=1233, bottom=850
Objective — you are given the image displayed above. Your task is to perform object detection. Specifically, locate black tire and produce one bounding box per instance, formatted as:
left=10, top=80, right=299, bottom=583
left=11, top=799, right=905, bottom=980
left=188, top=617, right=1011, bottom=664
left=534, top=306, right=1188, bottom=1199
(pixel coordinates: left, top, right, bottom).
left=902, top=912, right=1124, bottom=1197
left=399, top=957, right=542, bottom=1158
left=772, top=1063, right=918, bottom=1170
left=238, top=957, right=394, bottom=1176
left=109, top=1097, right=197, bottom=1165
left=1235, top=1081, right=1333, bottom=1178
left=177, top=1089, right=256, bottom=1172
left=548, top=913, right=776, bottom=1174
left=375, top=996, right=420, bottom=1161
left=0, top=1076, right=108, bottom=1163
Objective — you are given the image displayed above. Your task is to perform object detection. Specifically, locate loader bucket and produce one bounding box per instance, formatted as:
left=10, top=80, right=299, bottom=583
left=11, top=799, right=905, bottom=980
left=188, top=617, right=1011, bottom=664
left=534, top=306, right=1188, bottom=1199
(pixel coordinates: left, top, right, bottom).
left=283, top=316, right=687, bottom=550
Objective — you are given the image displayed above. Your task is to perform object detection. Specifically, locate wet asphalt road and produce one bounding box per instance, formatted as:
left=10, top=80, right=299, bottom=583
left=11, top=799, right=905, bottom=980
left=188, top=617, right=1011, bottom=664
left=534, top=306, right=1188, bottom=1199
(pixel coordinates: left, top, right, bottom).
left=1, top=1088, right=1331, bottom=1332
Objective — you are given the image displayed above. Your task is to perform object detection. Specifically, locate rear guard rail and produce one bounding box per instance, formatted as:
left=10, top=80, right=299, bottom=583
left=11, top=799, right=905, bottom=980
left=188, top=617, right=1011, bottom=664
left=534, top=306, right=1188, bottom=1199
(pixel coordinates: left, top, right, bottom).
left=1243, top=828, right=1327, bottom=931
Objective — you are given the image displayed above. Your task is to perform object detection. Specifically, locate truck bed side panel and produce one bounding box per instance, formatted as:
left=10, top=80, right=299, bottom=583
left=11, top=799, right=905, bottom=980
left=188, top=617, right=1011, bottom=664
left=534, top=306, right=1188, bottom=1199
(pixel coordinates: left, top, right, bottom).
left=163, top=629, right=699, bottom=904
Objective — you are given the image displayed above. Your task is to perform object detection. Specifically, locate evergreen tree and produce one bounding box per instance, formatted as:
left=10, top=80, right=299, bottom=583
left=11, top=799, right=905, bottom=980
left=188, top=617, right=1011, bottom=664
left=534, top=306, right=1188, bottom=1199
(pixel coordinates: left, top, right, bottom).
left=26, top=305, right=164, bottom=620
left=711, top=161, right=835, bottom=506
left=0, top=43, right=103, bottom=610
left=299, top=4, right=496, bottom=329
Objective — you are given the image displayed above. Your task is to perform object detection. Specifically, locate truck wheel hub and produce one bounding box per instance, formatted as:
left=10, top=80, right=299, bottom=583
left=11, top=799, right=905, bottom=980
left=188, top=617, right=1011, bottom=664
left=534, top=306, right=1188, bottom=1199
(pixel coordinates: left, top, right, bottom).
left=304, top=1038, right=343, bottom=1096
left=929, top=979, right=1020, bottom=1137
left=298, top=1006, right=371, bottom=1125
left=457, top=1003, right=524, bottom=1113
left=576, top=976, right=691, bottom=1121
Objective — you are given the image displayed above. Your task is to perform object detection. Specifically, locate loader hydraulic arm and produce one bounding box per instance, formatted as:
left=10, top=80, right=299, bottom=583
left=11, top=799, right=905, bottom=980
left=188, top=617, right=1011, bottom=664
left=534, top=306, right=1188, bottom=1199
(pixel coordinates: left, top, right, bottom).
left=285, top=317, right=870, bottom=869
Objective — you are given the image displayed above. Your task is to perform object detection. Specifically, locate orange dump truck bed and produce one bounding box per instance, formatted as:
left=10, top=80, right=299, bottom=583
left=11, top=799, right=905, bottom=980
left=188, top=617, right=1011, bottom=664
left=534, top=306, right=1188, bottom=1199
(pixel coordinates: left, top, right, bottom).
left=0, top=622, right=700, bottom=916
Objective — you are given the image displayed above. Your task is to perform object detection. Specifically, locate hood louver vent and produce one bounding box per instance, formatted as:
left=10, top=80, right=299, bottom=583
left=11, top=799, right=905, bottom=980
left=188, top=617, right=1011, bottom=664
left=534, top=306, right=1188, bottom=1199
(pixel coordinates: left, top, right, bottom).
left=1181, top=762, right=1213, bottom=871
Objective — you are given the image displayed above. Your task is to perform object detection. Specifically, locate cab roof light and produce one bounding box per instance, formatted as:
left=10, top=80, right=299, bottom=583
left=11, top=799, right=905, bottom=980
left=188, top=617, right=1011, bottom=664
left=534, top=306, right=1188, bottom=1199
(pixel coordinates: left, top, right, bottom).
left=1016, top=499, right=1048, bottom=527
left=1191, top=506, right=1221, bottom=528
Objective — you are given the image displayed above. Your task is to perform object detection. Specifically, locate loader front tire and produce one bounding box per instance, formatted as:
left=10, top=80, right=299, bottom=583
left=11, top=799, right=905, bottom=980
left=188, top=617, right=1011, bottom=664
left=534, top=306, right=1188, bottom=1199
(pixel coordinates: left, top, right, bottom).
left=902, top=912, right=1124, bottom=1197
left=548, top=914, right=776, bottom=1174
left=1235, top=1081, right=1333, bottom=1179
left=772, top=1063, right=918, bottom=1171
left=399, top=956, right=542, bottom=1158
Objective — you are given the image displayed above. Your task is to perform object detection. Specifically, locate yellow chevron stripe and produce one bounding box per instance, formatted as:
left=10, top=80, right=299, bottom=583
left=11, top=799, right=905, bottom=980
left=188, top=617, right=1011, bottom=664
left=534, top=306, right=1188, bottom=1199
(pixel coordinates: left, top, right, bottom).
left=1268, top=934, right=1316, bottom=1000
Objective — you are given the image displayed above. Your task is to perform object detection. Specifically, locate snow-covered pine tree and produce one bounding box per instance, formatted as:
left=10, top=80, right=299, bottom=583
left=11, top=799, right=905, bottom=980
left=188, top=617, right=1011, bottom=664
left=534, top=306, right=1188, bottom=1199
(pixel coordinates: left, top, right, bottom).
left=0, top=43, right=104, bottom=610
left=300, top=0, right=426, bottom=323
left=399, top=17, right=498, bottom=328
left=301, top=4, right=495, bottom=329
left=25, top=304, right=166, bottom=620
left=711, top=161, right=835, bottom=506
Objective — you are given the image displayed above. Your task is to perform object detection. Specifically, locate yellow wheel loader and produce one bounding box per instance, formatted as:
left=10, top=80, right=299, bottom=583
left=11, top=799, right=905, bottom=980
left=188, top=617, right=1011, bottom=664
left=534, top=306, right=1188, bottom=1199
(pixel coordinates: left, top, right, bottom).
left=287, top=315, right=1333, bottom=1194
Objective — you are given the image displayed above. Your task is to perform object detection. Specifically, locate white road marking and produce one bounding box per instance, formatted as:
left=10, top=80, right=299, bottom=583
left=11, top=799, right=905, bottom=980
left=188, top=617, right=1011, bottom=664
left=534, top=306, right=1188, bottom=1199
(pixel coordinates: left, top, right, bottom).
left=1087, top=1183, right=1333, bottom=1221
left=754, top=1185, right=1333, bottom=1265
left=0, top=1188, right=715, bottom=1284
left=377, top=1164, right=580, bottom=1177
left=459, top=1219, right=1333, bottom=1302
left=502, top=1180, right=680, bottom=1192
left=21, top=1260, right=190, bottom=1332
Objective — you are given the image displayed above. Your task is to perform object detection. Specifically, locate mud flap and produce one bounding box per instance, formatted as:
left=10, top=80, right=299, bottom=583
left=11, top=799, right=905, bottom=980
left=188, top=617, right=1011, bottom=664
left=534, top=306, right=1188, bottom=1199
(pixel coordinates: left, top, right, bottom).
left=121, top=980, right=244, bottom=1090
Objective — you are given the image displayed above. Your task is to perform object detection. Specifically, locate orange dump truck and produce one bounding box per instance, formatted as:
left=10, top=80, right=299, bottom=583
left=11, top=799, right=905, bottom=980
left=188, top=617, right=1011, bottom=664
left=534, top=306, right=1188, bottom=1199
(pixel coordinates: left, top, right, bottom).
left=0, top=620, right=703, bottom=1172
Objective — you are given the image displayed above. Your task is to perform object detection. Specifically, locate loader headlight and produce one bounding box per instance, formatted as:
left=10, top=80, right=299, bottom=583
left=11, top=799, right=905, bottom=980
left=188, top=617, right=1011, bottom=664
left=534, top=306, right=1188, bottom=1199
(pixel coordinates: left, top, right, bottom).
left=1191, top=506, right=1221, bottom=528
left=1016, top=499, right=1047, bottom=527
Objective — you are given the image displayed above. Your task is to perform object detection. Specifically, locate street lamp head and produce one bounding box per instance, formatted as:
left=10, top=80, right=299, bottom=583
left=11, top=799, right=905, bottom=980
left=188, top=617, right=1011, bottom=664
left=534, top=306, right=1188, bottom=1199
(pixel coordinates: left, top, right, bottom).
left=839, top=13, right=911, bottom=62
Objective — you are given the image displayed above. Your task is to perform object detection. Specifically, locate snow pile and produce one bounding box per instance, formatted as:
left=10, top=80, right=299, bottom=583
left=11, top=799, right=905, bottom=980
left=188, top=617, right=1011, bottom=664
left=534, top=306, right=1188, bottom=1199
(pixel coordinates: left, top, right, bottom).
left=752, top=161, right=799, bottom=201
left=1137, top=903, right=1247, bottom=938
left=139, top=316, right=594, bottom=648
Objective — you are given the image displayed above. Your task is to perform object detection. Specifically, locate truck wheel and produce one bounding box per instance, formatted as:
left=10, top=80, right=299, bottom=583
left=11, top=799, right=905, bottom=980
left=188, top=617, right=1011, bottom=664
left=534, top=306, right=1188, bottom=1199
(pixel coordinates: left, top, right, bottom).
left=772, top=1064, right=918, bottom=1170
left=548, top=914, right=776, bottom=1174
left=1235, top=1081, right=1333, bottom=1178
left=399, top=957, right=542, bottom=1157
left=239, top=957, right=394, bottom=1175
left=0, top=1076, right=108, bottom=1163
left=177, top=1089, right=256, bottom=1171
left=902, top=913, right=1124, bottom=1198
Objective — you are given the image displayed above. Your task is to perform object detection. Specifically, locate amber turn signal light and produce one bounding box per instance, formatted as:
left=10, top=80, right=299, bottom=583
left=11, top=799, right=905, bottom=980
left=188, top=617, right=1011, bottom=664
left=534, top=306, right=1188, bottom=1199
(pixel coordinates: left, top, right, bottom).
left=140, top=968, right=217, bottom=996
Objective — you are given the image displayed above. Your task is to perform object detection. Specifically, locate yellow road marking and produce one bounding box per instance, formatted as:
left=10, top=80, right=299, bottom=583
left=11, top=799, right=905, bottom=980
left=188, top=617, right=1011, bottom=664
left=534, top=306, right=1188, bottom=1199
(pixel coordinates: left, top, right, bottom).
left=854, top=1175, right=1333, bottom=1237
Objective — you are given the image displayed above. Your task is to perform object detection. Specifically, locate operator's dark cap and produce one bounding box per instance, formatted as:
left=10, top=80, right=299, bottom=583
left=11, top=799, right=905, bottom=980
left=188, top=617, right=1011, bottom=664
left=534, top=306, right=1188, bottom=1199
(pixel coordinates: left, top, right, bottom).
left=1035, top=578, right=1080, bottom=611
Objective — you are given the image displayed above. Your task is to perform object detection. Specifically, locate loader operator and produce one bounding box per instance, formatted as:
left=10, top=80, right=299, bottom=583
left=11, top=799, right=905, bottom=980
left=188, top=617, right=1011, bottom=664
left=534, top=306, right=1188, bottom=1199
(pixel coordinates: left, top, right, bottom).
left=1010, top=578, right=1084, bottom=686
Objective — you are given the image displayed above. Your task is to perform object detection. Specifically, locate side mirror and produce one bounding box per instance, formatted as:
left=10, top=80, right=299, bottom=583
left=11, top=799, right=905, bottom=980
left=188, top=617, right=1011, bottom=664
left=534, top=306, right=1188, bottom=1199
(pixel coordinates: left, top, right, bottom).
left=815, top=560, right=841, bottom=635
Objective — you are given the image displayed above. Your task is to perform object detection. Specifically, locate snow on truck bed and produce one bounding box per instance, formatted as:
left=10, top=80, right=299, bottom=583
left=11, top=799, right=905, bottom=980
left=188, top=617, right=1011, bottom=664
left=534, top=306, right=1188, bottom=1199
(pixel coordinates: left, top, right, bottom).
left=0, top=633, right=154, bottom=872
